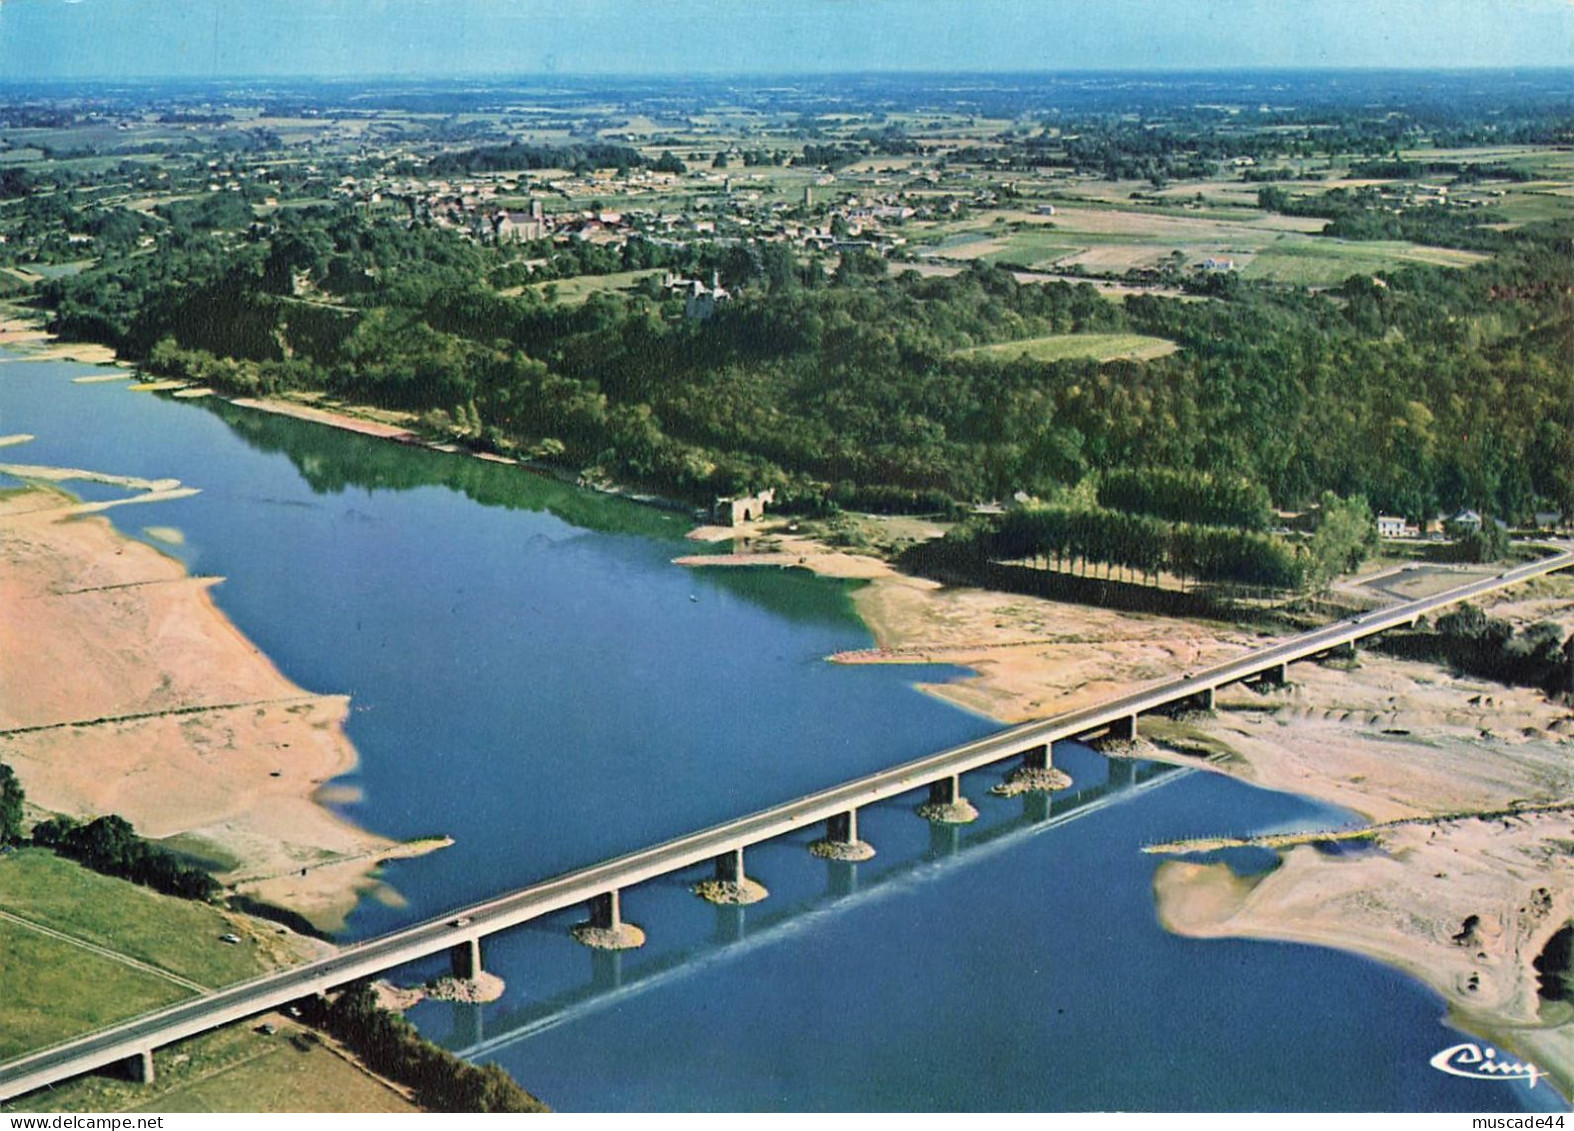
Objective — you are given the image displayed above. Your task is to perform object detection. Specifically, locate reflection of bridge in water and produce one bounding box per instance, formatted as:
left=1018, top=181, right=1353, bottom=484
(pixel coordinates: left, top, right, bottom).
left=447, top=757, right=1180, bottom=1060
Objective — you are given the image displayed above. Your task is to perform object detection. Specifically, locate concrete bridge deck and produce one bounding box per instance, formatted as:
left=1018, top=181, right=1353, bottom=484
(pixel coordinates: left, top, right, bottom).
left=2, top=544, right=1568, bottom=1101
left=453, top=761, right=1185, bottom=1062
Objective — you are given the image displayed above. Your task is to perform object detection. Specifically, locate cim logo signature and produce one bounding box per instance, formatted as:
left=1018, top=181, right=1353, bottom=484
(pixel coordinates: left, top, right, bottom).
left=1430, top=1042, right=1547, bottom=1088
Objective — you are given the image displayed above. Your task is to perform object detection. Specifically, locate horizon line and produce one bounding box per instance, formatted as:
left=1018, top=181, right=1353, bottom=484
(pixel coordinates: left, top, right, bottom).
left=5, top=63, right=1574, bottom=87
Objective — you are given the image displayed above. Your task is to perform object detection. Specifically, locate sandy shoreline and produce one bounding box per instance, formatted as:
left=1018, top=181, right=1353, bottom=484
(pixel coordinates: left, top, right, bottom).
left=0, top=481, right=435, bottom=931
left=228, top=396, right=423, bottom=442
left=1145, top=630, right=1574, bottom=1095
left=0, top=313, right=120, bottom=366
left=682, top=520, right=1262, bottom=722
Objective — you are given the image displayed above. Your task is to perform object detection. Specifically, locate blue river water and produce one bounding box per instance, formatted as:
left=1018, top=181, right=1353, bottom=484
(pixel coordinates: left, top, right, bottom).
left=0, top=355, right=1554, bottom=1112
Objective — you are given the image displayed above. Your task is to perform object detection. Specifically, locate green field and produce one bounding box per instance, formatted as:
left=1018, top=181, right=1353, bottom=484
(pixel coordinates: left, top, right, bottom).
left=520, top=268, right=661, bottom=304
left=0, top=852, right=414, bottom=1113
left=0, top=918, right=190, bottom=1060
left=921, top=202, right=1498, bottom=287
left=0, top=850, right=321, bottom=1064
left=1492, top=190, right=1574, bottom=225
left=954, top=332, right=1177, bottom=363
left=0, top=850, right=293, bottom=987
left=1241, top=239, right=1489, bottom=285
left=5, top=1019, right=417, bottom=1114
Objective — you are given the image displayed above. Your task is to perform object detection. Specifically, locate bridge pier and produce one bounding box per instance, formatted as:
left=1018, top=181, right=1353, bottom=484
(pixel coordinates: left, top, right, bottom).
left=1194, top=686, right=1215, bottom=712
left=450, top=937, right=482, bottom=981
left=695, top=847, right=767, bottom=904
left=1108, top=714, right=1138, bottom=741
left=126, top=1048, right=155, bottom=1085
left=917, top=773, right=978, bottom=824
left=590, top=890, right=621, bottom=931
left=1257, top=661, right=1289, bottom=688
left=994, top=742, right=1072, bottom=795
left=716, top=847, right=745, bottom=883
left=572, top=889, right=645, bottom=950
left=810, top=808, right=876, bottom=861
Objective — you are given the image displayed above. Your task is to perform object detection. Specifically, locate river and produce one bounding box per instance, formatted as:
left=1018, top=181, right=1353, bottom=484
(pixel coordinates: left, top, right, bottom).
left=0, top=355, right=1549, bottom=1112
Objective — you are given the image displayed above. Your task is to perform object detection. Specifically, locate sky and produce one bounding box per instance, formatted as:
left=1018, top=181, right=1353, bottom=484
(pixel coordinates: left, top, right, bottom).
left=0, top=0, right=1571, bottom=81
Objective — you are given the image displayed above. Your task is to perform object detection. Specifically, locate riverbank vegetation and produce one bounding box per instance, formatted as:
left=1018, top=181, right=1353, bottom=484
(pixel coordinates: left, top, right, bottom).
left=937, top=487, right=1376, bottom=602
left=1375, top=603, right=1574, bottom=696
left=30, top=812, right=221, bottom=901
left=0, top=762, right=24, bottom=844
left=1, top=759, right=219, bottom=900
left=301, top=983, right=548, bottom=1113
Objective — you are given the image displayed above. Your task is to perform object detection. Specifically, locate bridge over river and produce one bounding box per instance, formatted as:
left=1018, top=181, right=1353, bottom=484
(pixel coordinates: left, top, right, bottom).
left=2, top=545, right=1569, bottom=1101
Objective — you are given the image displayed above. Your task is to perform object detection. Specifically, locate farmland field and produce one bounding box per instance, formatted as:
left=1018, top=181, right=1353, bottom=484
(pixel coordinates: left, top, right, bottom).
left=3, top=1018, right=417, bottom=1114
left=0, top=851, right=323, bottom=1058
left=954, top=332, right=1178, bottom=363
left=0, top=918, right=190, bottom=1059
left=509, top=268, right=662, bottom=303
left=919, top=201, right=1493, bottom=285
left=1240, top=239, right=1489, bottom=284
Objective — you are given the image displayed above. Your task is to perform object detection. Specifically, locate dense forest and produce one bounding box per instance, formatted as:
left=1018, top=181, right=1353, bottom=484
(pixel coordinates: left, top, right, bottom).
left=39, top=198, right=1573, bottom=531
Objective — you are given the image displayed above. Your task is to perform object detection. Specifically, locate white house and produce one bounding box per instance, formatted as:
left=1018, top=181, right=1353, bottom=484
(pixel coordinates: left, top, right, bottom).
left=1376, top=514, right=1408, bottom=539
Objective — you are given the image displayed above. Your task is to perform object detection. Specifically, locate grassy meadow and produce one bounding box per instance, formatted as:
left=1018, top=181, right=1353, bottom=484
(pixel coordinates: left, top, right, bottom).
left=4, top=1018, right=417, bottom=1114
left=954, top=332, right=1178, bottom=363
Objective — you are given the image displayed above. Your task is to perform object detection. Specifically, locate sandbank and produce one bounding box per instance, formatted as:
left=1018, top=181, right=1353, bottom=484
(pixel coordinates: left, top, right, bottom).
left=0, top=313, right=120, bottom=366
left=680, top=518, right=1261, bottom=722
left=228, top=397, right=421, bottom=442
left=0, top=483, right=435, bottom=931
left=1146, top=579, right=1574, bottom=1093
